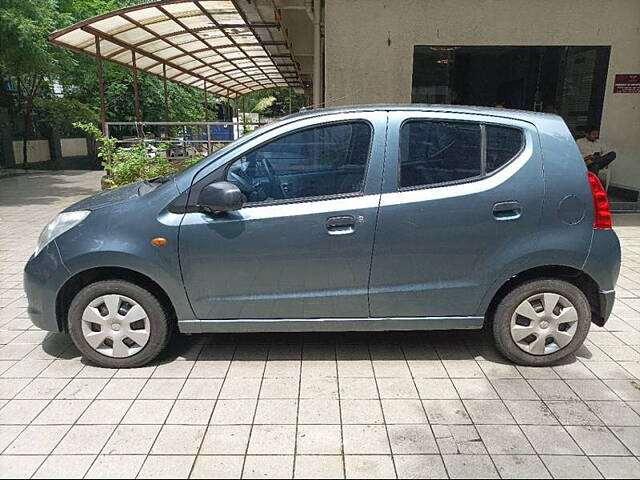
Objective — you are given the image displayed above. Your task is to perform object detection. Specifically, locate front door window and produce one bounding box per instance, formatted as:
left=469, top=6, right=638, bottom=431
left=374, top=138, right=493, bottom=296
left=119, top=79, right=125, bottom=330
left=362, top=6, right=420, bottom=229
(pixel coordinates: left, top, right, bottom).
left=225, top=122, right=372, bottom=204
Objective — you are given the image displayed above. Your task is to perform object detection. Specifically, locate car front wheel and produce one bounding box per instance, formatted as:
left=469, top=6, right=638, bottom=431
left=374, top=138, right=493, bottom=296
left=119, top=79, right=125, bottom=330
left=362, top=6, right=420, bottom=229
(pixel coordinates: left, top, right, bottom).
left=68, top=280, right=172, bottom=368
left=492, top=279, right=591, bottom=366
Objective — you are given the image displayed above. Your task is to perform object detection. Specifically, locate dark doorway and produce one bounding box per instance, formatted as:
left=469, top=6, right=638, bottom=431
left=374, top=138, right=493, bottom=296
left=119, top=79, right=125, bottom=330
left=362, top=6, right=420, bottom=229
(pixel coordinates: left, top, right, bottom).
left=411, top=46, right=611, bottom=137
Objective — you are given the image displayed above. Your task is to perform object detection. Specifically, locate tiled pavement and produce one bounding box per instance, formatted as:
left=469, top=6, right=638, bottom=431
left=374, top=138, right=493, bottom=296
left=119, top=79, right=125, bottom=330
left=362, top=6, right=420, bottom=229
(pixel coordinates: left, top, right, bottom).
left=1, top=171, right=640, bottom=479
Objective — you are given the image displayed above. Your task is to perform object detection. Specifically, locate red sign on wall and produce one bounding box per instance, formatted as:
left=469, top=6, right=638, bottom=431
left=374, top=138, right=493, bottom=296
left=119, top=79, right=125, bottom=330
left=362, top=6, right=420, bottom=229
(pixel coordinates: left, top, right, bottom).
left=613, top=74, right=640, bottom=93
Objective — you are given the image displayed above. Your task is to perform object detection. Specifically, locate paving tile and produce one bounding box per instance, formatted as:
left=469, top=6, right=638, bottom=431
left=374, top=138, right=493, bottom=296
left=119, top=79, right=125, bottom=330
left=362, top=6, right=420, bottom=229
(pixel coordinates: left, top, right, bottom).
left=442, top=454, right=499, bottom=479
left=150, top=425, right=206, bottom=455
left=0, top=455, right=46, bottom=479
left=97, top=378, right=146, bottom=399
left=14, top=378, right=68, bottom=399
left=603, top=379, right=640, bottom=401
left=452, top=378, right=498, bottom=399
left=341, top=399, right=384, bottom=424
left=504, top=400, right=558, bottom=425
left=32, top=399, right=90, bottom=424
left=85, top=454, right=145, bottom=479
left=259, top=377, right=299, bottom=399
left=463, top=399, right=515, bottom=424
left=376, top=378, right=418, bottom=398
left=294, top=455, right=344, bottom=479
left=121, top=399, right=173, bottom=424
left=177, top=377, right=223, bottom=399
left=5, top=424, right=69, bottom=454
left=338, top=377, right=378, bottom=399
left=491, top=454, right=551, bottom=479
left=210, top=399, right=257, bottom=425
left=247, top=424, right=296, bottom=454
left=53, top=424, right=114, bottom=454
left=200, top=425, right=251, bottom=454
left=540, top=455, right=602, bottom=479
left=296, top=424, right=342, bottom=454
left=254, top=398, right=298, bottom=424
left=476, top=424, right=534, bottom=454
left=0, top=399, right=48, bottom=424
left=32, top=454, right=95, bottom=479
left=393, top=454, right=447, bottom=479
left=166, top=399, right=216, bottom=424
left=0, top=378, right=30, bottom=399
left=300, top=376, right=338, bottom=398
left=381, top=399, right=428, bottom=424
left=490, top=378, right=539, bottom=399
left=343, top=424, right=391, bottom=454
left=610, top=425, right=640, bottom=455
left=590, top=455, right=640, bottom=479
left=566, top=425, right=631, bottom=455
left=387, top=424, right=438, bottom=453
left=57, top=378, right=108, bottom=399
left=521, top=425, right=582, bottom=454
left=587, top=400, right=640, bottom=425
left=77, top=399, right=132, bottom=424
left=137, top=455, right=195, bottom=479
left=432, top=424, right=487, bottom=455
left=528, top=380, right=580, bottom=401
left=422, top=399, right=471, bottom=424
left=298, top=398, right=340, bottom=424
left=242, top=455, right=293, bottom=479
left=414, top=378, right=459, bottom=399
left=0, top=425, right=24, bottom=451
left=102, top=424, right=161, bottom=455
left=190, top=455, right=244, bottom=479
left=344, top=455, right=395, bottom=479
left=138, top=378, right=185, bottom=399
left=545, top=400, right=603, bottom=425
left=565, top=379, right=619, bottom=400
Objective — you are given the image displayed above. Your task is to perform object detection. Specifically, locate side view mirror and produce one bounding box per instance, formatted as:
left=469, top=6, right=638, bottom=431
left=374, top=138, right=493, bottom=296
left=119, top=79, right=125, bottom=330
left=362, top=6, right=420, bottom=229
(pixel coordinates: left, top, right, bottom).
left=198, top=181, right=245, bottom=213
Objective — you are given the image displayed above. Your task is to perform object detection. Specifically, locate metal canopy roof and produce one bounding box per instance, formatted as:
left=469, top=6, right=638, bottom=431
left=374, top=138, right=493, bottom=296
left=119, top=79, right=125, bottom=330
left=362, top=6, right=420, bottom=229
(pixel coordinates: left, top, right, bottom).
left=48, top=0, right=302, bottom=98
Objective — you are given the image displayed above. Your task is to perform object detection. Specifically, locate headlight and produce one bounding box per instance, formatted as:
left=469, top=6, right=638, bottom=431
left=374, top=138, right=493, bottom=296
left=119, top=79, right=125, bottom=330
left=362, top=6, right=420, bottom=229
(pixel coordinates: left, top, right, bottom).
left=35, top=211, right=90, bottom=256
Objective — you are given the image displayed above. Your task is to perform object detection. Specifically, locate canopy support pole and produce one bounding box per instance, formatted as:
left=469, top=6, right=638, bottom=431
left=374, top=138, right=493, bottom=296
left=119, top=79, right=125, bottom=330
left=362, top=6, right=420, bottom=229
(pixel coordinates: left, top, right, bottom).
left=312, top=0, right=322, bottom=108
left=162, top=63, right=169, bottom=138
left=204, top=81, right=211, bottom=154
left=131, top=50, right=142, bottom=138
left=242, top=96, right=246, bottom=136
left=94, top=36, right=107, bottom=135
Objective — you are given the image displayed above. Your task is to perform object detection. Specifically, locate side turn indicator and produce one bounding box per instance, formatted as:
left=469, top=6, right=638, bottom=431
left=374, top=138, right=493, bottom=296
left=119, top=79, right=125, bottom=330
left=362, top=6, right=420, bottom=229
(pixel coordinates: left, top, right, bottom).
left=151, top=237, right=167, bottom=247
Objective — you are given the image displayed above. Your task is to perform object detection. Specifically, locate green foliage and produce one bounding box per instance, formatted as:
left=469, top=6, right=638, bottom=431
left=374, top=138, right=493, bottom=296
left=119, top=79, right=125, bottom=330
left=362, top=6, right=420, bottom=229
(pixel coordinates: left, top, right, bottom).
left=74, top=121, right=205, bottom=188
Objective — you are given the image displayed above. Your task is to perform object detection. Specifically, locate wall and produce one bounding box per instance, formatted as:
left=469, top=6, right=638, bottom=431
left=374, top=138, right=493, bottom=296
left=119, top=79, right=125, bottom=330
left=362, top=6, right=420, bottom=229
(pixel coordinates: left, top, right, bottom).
left=324, top=0, right=640, bottom=189
left=12, top=140, right=51, bottom=164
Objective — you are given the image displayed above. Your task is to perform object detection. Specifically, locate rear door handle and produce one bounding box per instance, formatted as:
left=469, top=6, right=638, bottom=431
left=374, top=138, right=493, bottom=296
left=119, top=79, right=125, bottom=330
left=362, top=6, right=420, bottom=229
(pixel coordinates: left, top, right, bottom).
left=493, top=201, right=522, bottom=221
left=326, top=215, right=356, bottom=235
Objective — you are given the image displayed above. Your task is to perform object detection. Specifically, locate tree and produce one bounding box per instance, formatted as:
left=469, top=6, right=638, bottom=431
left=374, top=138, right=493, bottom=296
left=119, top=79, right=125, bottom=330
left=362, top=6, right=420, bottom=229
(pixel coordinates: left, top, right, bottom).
left=0, top=0, right=72, bottom=165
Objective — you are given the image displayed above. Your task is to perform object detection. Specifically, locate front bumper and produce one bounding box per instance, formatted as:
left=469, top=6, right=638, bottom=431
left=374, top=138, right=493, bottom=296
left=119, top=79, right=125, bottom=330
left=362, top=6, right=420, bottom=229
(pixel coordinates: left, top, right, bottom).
left=24, top=241, right=70, bottom=332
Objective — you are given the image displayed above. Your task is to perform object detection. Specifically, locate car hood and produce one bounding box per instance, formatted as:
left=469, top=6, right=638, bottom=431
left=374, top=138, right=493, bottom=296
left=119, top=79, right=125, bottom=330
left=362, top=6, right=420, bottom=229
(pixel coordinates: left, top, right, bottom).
left=63, top=181, right=143, bottom=212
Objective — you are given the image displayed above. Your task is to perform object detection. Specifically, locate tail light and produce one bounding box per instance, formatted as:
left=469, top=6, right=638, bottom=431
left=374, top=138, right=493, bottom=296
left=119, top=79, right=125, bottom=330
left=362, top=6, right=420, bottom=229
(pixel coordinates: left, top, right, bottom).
left=587, top=171, right=612, bottom=229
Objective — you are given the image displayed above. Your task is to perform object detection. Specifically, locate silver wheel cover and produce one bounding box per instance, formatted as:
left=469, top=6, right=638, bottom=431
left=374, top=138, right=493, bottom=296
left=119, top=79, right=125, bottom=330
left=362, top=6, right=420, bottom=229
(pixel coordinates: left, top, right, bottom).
left=81, top=294, right=150, bottom=358
left=510, top=292, right=579, bottom=356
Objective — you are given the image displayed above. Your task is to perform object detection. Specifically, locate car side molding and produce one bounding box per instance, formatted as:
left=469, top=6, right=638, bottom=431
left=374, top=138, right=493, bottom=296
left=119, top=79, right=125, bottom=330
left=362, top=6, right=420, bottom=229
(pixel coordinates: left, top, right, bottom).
left=179, top=316, right=484, bottom=333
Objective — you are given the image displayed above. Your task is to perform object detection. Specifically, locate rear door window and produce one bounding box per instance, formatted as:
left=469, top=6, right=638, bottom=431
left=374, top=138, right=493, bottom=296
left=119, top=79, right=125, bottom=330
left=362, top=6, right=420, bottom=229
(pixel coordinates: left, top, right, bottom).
left=486, top=125, right=524, bottom=173
left=399, top=121, right=482, bottom=188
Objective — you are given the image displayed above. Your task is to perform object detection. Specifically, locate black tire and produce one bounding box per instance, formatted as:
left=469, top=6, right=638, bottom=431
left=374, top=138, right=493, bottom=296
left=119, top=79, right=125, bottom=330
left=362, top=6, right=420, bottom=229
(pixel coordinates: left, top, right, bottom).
left=68, top=280, right=172, bottom=368
left=492, top=279, right=591, bottom=366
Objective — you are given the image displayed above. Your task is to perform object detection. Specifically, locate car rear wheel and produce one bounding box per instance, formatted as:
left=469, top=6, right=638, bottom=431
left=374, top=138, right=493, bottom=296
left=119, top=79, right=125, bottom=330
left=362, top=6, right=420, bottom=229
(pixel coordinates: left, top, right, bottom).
left=68, top=280, right=172, bottom=368
left=492, top=279, right=591, bottom=366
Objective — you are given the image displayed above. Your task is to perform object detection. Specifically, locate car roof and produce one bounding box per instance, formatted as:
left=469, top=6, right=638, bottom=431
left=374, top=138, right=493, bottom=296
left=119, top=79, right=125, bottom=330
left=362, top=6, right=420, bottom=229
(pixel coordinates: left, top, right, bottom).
left=283, top=104, right=560, bottom=124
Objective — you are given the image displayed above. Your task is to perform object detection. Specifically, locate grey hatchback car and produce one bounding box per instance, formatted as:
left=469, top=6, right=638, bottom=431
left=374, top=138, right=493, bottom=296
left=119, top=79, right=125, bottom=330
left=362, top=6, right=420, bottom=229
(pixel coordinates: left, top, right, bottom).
left=24, top=105, right=620, bottom=368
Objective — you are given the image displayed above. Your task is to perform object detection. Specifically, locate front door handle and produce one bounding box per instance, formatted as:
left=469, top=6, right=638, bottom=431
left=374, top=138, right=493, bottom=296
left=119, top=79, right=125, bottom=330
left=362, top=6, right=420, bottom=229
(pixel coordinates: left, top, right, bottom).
left=326, top=215, right=356, bottom=235
left=493, top=201, right=522, bottom=221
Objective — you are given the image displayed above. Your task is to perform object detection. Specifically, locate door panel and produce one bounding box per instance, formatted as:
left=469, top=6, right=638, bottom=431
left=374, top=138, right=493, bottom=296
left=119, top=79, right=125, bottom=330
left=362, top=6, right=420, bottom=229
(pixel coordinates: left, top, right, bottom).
left=179, top=112, right=387, bottom=320
left=369, top=112, right=544, bottom=318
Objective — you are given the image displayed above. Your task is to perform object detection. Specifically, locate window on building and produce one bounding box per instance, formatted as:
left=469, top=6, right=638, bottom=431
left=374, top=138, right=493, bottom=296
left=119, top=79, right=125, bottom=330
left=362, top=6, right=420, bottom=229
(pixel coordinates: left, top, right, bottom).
left=226, top=122, right=372, bottom=204
left=399, top=121, right=482, bottom=188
